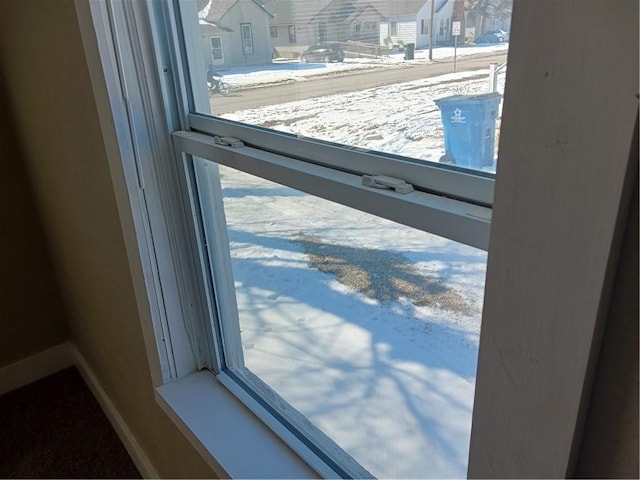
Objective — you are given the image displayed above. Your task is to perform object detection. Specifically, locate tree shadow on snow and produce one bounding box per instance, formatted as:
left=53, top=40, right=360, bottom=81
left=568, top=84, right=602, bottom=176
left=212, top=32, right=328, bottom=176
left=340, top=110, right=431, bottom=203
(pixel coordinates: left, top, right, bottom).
left=226, top=228, right=484, bottom=475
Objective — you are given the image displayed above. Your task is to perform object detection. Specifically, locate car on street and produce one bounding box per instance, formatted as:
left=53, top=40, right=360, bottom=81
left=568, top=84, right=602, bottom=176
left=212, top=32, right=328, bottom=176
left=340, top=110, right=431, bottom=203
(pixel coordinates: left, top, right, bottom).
left=474, top=29, right=509, bottom=43
left=300, top=43, right=345, bottom=63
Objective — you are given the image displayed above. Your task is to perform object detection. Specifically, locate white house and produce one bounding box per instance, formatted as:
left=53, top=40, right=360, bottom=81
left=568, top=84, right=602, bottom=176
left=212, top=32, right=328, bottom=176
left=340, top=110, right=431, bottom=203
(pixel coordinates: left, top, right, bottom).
left=199, top=0, right=275, bottom=68
left=379, top=0, right=455, bottom=49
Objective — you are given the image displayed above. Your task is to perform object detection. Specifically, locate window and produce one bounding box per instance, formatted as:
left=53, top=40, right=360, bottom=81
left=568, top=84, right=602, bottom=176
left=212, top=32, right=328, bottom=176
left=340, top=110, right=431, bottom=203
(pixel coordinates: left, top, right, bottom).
left=241, top=23, right=253, bottom=55
left=318, top=22, right=327, bottom=41
left=390, top=21, right=398, bottom=36
left=85, top=0, right=507, bottom=477
left=169, top=0, right=507, bottom=475
left=80, top=0, right=637, bottom=478
left=209, top=36, right=223, bottom=64
left=270, top=25, right=278, bottom=38
left=288, top=24, right=296, bottom=43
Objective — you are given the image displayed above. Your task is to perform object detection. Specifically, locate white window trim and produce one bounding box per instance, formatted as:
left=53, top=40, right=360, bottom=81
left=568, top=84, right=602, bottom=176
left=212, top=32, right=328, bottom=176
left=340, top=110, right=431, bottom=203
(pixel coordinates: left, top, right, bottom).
left=210, top=36, right=224, bottom=65
left=155, top=370, right=318, bottom=478
left=76, top=0, right=638, bottom=478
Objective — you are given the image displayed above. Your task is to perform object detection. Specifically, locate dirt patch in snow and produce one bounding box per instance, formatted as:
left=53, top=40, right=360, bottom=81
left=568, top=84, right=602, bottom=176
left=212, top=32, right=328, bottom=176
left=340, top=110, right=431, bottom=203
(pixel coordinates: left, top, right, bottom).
left=296, top=235, right=474, bottom=315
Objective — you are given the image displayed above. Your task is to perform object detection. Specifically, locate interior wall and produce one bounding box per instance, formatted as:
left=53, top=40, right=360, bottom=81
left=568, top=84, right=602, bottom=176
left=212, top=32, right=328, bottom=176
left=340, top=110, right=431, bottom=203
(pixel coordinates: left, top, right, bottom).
left=0, top=71, right=70, bottom=368
left=0, top=0, right=216, bottom=477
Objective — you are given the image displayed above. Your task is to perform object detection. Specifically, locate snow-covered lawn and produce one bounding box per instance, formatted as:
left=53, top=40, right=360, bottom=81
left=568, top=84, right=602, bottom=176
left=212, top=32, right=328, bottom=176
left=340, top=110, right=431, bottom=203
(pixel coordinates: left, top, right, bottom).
left=207, top=61, right=507, bottom=478
left=220, top=169, right=486, bottom=478
left=224, top=68, right=504, bottom=168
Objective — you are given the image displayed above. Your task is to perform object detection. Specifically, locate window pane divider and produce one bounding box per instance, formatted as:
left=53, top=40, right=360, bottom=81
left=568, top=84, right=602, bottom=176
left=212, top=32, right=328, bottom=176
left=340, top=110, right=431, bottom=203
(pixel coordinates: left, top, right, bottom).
left=187, top=113, right=496, bottom=207
left=172, top=130, right=491, bottom=251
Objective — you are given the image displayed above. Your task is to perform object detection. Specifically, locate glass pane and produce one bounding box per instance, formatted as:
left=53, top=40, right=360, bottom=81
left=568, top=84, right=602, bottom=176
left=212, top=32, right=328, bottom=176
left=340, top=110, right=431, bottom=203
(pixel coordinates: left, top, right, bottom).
left=196, top=160, right=487, bottom=478
left=187, top=0, right=512, bottom=174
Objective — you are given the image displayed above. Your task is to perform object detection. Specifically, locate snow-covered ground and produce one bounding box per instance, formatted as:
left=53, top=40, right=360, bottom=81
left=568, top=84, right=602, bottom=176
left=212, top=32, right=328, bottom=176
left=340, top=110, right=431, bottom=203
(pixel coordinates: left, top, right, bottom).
left=223, top=68, right=505, bottom=169
left=204, top=58, right=507, bottom=478
left=217, top=43, right=508, bottom=88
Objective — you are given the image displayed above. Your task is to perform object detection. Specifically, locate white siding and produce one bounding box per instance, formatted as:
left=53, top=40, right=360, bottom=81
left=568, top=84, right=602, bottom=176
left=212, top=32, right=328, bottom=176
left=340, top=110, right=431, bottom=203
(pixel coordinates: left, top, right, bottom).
left=384, top=15, right=418, bottom=46
left=379, top=23, right=389, bottom=45
left=397, top=19, right=416, bottom=44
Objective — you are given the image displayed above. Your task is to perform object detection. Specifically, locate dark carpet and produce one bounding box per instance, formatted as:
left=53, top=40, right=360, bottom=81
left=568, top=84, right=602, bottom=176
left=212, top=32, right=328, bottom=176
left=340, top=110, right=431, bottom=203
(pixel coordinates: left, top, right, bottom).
left=0, top=367, right=141, bottom=478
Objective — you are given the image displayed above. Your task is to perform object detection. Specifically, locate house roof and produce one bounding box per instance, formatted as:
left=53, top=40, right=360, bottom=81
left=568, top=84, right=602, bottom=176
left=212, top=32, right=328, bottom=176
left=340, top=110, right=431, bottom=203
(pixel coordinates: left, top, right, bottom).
left=203, top=0, right=274, bottom=25
left=435, top=0, right=449, bottom=13
left=261, top=0, right=445, bottom=26
left=310, top=0, right=358, bottom=24
left=373, top=0, right=430, bottom=17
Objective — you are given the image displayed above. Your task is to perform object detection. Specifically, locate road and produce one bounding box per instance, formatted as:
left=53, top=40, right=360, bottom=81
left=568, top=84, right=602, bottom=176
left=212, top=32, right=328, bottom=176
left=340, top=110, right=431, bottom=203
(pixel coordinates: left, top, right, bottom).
left=210, top=52, right=507, bottom=115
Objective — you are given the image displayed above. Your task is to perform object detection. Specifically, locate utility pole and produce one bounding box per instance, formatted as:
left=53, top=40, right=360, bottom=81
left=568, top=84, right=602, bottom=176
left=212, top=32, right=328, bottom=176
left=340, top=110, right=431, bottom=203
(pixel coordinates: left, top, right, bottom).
left=428, top=0, right=435, bottom=60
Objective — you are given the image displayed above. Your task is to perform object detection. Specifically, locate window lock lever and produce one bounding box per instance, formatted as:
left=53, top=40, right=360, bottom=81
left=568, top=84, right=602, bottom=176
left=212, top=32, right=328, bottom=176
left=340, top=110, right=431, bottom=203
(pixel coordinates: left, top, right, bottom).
left=214, top=136, right=245, bottom=148
left=362, top=175, right=414, bottom=194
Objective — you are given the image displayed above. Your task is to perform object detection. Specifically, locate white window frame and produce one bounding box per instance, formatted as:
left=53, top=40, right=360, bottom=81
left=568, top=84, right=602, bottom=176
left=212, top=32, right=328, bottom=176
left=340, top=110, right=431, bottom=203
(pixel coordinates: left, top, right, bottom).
left=209, top=35, right=224, bottom=64
left=76, top=0, right=638, bottom=478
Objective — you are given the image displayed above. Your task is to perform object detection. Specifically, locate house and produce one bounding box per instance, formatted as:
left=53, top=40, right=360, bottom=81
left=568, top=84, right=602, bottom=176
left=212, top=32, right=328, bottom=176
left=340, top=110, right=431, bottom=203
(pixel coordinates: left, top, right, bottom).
left=376, top=0, right=455, bottom=49
left=267, top=0, right=372, bottom=58
left=264, top=0, right=331, bottom=57
left=268, top=0, right=455, bottom=59
left=199, top=0, right=274, bottom=68
left=0, top=0, right=637, bottom=478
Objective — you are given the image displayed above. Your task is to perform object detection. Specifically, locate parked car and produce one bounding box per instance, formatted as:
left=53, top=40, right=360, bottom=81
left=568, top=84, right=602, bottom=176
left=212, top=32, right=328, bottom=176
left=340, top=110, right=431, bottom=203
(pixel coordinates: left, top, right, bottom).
left=474, top=29, right=509, bottom=44
left=300, top=43, right=345, bottom=63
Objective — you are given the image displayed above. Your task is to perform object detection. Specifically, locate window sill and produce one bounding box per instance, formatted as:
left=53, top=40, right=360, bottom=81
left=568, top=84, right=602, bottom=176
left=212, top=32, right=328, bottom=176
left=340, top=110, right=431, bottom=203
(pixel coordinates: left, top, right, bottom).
left=155, top=370, right=319, bottom=479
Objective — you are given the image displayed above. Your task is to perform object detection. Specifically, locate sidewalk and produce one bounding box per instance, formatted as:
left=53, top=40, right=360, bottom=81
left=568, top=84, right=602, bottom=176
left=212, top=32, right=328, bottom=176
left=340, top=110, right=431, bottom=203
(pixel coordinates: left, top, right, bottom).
left=218, top=44, right=509, bottom=89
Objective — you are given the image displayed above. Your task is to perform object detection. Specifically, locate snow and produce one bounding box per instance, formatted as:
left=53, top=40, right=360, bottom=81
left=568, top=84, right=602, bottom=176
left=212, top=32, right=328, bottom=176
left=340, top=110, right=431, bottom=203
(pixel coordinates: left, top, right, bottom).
left=201, top=51, right=507, bottom=478
left=223, top=68, right=504, bottom=169
left=217, top=43, right=508, bottom=88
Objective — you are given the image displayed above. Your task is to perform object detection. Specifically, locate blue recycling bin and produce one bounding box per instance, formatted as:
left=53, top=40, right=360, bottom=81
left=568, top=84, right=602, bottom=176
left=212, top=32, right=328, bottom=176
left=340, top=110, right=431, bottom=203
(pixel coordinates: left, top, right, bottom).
left=434, top=92, right=502, bottom=169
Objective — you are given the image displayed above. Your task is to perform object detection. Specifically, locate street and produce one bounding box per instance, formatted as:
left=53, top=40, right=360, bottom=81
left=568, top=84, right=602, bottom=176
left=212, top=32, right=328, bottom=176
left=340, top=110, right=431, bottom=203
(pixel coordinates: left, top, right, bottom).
left=210, top=51, right=508, bottom=115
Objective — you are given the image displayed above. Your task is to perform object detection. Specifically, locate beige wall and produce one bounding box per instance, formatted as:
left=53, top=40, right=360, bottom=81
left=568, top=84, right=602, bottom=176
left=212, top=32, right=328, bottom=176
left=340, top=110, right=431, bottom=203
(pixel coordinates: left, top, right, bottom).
left=0, top=73, right=70, bottom=367
left=0, top=0, right=216, bottom=477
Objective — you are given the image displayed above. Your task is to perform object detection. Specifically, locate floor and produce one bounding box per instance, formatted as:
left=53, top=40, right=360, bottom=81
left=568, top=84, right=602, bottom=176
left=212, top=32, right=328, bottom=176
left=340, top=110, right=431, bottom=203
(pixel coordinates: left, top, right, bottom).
left=0, top=367, right=141, bottom=478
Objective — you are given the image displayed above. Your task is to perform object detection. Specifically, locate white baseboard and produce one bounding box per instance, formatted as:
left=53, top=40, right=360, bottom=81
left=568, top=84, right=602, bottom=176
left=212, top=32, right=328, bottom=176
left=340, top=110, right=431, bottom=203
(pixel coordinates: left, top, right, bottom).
left=0, top=342, right=159, bottom=479
left=0, top=342, right=75, bottom=396
left=70, top=344, right=160, bottom=479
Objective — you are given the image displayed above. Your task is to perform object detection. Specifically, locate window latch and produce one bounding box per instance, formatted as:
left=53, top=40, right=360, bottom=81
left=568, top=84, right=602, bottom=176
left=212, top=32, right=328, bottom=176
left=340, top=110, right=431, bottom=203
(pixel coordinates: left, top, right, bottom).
left=214, top=136, right=245, bottom=148
left=362, top=175, right=414, bottom=194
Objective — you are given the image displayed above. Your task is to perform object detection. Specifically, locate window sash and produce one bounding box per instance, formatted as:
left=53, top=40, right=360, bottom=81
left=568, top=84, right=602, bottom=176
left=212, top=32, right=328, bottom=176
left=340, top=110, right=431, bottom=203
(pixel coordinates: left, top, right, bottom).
left=172, top=130, right=490, bottom=478
left=172, top=131, right=491, bottom=250
left=187, top=114, right=495, bottom=208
